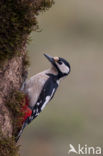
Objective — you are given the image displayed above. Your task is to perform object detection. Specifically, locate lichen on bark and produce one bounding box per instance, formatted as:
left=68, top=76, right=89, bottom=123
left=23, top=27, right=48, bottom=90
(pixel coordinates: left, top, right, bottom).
left=0, top=0, right=54, bottom=155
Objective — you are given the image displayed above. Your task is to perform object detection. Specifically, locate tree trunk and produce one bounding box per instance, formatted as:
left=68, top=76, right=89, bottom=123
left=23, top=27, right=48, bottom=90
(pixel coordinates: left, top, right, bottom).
left=0, top=0, right=54, bottom=155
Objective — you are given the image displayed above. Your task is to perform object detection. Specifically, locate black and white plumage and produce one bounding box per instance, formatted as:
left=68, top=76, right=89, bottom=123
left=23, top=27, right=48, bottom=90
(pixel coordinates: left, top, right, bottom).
left=16, top=54, right=71, bottom=141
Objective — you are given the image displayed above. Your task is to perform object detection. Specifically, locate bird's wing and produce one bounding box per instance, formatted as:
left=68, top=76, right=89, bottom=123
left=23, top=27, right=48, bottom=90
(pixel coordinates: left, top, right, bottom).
left=34, top=76, right=58, bottom=111
left=26, top=76, right=58, bottom=125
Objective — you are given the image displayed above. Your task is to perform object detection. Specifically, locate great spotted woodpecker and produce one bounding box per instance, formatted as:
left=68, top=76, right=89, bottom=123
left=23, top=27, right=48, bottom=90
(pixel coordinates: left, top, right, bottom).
left=16, top=54, right=71, bottom=141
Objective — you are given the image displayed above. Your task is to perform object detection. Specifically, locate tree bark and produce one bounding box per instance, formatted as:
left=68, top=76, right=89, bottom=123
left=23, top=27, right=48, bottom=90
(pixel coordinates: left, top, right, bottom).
left=0, top=0, right=54, bottom=155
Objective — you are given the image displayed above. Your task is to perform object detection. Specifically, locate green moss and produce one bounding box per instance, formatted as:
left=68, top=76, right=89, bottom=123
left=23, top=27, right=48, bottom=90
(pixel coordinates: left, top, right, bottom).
left=0, top=129, right=20, bottom=156
left=0, top=0, right=54, bottom=65
left=41, top=0, right=55, bottom=11
left=6, top=91, right=25, bottom=137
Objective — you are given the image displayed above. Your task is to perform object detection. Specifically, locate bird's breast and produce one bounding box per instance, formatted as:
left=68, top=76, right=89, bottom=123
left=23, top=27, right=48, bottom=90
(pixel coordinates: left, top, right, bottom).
left=24, top=72, right=49, bottom=107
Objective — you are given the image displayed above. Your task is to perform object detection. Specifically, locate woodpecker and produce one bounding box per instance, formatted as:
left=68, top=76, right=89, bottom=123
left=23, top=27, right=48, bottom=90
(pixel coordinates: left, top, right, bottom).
left=16, top=54, right=71, bottom=141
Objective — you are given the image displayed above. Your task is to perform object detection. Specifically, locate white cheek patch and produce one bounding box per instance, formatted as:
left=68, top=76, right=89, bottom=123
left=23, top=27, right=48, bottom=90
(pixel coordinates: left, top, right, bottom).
left=56, top=62, right=70, bottom=74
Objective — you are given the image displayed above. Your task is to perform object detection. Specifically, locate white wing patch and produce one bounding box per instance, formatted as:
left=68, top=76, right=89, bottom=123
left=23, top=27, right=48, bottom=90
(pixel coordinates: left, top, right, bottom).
left=56, top=80, right=60, bottom=85
left=41, top=89, right=55, bottom=111
left=37, top=102, right=40, bottom=106
left=56, top=62, right=70, bottom=74
left=41, top=96, right=50, bottom=110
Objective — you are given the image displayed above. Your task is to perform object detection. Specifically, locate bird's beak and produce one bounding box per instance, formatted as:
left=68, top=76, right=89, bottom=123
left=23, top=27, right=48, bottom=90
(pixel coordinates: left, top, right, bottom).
left=44, top=53, right=54, bottom=64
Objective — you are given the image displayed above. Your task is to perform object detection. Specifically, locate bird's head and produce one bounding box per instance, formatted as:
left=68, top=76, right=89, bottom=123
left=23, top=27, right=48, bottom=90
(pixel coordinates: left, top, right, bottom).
left=44, top=53, right=71, bottom=78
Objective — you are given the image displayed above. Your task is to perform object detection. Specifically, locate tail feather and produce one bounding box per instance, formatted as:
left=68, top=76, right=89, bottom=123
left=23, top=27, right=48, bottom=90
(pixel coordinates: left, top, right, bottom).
left=15, top=118, right=29, bottom=142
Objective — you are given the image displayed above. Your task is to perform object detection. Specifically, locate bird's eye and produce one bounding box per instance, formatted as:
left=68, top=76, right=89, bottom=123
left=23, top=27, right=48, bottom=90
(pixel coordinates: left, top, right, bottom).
left=58, top=60, right=62, bottom=65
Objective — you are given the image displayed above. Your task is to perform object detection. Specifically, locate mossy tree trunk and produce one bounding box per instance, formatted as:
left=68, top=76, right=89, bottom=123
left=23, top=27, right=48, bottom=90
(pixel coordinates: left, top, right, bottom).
left=0, top=0, right=54, bottom=155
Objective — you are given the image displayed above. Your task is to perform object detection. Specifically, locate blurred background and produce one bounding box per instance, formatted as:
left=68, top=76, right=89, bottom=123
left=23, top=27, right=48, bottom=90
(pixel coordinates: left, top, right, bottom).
left=20, top=0, right=103, bottom=155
